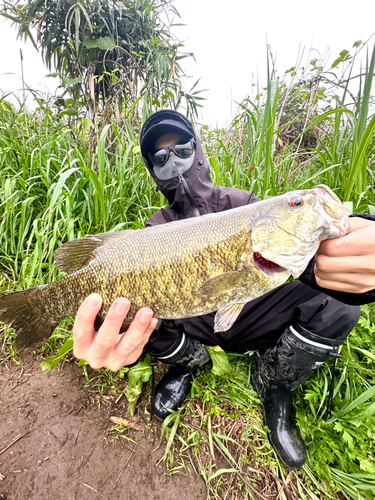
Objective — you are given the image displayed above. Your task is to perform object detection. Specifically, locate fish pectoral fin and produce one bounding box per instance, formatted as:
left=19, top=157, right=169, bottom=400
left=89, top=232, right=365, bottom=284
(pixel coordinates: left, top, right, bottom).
left=214, top=303, right=245, bottom=332
left=198, top=270, right=249, bottom=299
left=54, top=231, right=132, bottom=274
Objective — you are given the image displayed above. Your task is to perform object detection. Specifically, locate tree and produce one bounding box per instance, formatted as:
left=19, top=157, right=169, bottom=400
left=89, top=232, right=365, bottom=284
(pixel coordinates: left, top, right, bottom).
left=1, top=0, right=204, bottom=121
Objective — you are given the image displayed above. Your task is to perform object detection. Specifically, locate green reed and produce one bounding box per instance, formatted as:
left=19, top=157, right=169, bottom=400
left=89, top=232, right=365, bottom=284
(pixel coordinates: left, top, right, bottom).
left=0, top=101, right=165, bottom=288
left=1, top=43, right=375, bottom=499
left=205, top=43, right=375, bottom=213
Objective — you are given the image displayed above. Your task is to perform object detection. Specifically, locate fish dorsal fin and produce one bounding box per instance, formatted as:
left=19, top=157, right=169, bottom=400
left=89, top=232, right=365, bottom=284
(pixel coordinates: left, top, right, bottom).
left=54, top=231, right=131, bottom=274
left=214, top=303, right=245, bottom=332
left=198, top=270, right=249, bottom=299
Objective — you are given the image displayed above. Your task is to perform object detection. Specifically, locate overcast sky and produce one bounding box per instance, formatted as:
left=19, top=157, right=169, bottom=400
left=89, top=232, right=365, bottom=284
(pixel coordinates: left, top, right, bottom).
left=1, top=0, right=374, bottom=127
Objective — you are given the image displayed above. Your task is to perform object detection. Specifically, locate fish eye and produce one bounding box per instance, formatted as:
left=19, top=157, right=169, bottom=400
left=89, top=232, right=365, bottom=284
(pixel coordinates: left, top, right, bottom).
left=289, top=196, right=304, bottom=208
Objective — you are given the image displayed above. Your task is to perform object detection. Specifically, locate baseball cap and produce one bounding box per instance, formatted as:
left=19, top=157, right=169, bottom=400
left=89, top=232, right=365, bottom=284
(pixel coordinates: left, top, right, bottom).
left=140, top=110, right=194, bottom=156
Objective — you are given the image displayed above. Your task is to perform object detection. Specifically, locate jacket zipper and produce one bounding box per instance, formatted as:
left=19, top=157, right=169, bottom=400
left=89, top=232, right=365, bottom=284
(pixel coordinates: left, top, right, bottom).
left=179, top=175, right=200, bottom=217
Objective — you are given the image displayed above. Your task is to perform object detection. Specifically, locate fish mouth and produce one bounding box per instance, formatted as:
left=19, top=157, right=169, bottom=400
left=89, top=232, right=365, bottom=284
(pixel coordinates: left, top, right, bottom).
left=252, top=252, right=288, bottom=277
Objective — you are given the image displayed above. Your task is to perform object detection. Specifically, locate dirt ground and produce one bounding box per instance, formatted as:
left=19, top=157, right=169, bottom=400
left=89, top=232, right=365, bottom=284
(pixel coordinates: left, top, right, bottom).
left=0, top=353, right=206, bottom=500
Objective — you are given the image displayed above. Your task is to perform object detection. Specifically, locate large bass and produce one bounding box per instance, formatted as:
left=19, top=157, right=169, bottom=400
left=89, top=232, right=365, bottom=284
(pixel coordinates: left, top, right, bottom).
left=0, top=185, right=349, bottom=348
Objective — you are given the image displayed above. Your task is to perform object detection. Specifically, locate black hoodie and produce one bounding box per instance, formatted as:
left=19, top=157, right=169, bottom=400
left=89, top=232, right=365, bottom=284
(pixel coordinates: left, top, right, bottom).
left=140, top=110, right=375, bottom=306
left=140, top=110, right=257, bottom=224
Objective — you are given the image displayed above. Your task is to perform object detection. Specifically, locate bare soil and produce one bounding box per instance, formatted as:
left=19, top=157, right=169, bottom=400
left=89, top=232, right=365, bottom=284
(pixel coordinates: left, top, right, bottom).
left=0, top=353, right=206, bottom=500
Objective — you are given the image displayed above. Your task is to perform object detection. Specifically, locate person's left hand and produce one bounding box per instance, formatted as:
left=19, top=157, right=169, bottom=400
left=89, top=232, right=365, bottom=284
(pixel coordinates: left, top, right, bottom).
left=315, top=217, right=375, bottom=293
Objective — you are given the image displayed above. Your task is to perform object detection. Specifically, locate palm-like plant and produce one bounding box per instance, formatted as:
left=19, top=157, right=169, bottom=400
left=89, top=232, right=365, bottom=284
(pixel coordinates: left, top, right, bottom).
left=1, top=0, right=204, bottom=120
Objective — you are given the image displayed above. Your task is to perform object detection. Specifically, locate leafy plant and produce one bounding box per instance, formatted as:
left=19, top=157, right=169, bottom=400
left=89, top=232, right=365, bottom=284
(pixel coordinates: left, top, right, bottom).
left=124, top=356, right=152, bottom=415
left=1, top=37, right=375, bottom=500
left=1, top=0, right=204, bottom=121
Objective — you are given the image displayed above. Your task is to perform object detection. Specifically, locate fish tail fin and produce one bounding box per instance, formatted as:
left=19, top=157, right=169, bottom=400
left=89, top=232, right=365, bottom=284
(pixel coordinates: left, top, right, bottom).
left=0, top=285, right=60, bottom=349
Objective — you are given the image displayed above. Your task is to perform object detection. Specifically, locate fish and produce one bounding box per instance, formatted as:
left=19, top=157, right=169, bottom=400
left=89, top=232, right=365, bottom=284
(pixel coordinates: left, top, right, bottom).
left=0, top=184, right=349, bottom=349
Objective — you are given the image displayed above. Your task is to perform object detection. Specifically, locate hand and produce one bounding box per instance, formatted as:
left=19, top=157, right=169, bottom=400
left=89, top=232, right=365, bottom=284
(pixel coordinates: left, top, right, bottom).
left=315, top=217, right=375, bottom=293
left=73, top=293, right=158, bottom=371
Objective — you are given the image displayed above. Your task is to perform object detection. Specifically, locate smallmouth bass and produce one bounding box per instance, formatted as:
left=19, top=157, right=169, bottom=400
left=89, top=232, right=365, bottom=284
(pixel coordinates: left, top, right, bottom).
left=0, top=185, right=349, bottom=348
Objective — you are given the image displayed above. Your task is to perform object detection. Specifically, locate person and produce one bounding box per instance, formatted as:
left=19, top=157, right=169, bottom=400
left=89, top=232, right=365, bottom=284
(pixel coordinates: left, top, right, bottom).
left=73, top=110, right=375, bottom=469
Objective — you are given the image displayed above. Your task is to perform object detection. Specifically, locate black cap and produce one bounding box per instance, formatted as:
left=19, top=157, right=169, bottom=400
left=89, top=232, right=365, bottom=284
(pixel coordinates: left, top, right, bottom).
left=140, top=110, right=194, bottom=156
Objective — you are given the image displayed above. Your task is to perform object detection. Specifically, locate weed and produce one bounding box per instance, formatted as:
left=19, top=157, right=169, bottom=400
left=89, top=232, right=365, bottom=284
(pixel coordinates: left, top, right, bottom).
left=156, top=308, right=375, bottom=499
left=1, top=40, right=375, bottom=498
left=0, top=323, right=18, bottom=365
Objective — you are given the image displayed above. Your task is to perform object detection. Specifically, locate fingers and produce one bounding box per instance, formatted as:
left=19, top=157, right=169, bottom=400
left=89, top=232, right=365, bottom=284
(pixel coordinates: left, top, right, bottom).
left=72, top=295, right=158, bottom=372
left=315, top=254, right=375, bottom=293
left=315, top=254, right=374, bottom=276
left=94, top=297, right=131, bottom=357
left=315, top=274, right=375, bottom=293
left=348, top=217, right=375, bottom=231
left=318, top=218, right=375, bottom=258
left=315, top=218, right=375, bottom=293
left=73, top=293, right=103, bottom=359
left=112, top=308, right=158, bottom=369
left=84, top=297, right=131, bottom=370
left=318, top=231, right=361, bottom=258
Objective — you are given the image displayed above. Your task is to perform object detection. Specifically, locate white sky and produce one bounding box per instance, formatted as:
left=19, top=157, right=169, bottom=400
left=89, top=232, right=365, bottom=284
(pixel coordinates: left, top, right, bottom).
left=1, top=0, right=374, bottom=127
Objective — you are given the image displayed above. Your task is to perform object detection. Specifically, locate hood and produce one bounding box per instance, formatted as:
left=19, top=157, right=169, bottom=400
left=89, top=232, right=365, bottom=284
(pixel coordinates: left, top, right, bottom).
left=140, top=110, right=215, bottom=217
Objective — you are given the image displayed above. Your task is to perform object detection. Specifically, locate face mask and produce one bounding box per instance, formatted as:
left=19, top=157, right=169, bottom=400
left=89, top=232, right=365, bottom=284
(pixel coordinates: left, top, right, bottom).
left=153, top=153, right=195, bottom=180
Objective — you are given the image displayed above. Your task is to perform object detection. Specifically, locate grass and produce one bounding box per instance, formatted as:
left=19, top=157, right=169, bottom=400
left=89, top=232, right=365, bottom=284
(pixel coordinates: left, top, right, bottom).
left=158, top=306, right=375, bottom=499
left=203, top=42, right=375, bottom=210
left=1, top=41, right=375, bottom=499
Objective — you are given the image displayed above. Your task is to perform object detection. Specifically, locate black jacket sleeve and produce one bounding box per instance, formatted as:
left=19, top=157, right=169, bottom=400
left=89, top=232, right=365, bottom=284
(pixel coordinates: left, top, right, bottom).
left=299, top=214, right=375, bottom=305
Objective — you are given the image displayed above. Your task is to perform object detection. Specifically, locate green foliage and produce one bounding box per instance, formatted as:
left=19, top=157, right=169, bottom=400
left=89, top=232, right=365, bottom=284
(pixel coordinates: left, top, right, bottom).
left=124, top=356, right=152, bottom=415
left=205, top=345, right=232, bottom=377
left=158, top=309, right=375, bottom=499
left=292, top=305, right=375, bottom=499
left=0, top=0, right=204, bottom=120
left=0, top=98, right=165, bottom=287
left=40, top=332, right=74, bottom=370
left=0, top=322, right=18, bottom=364
left=1, top=37, right=375, bottom=499
left=210, top=42, right=375, bottom=210
left=343, top=44, right=375, bottom=199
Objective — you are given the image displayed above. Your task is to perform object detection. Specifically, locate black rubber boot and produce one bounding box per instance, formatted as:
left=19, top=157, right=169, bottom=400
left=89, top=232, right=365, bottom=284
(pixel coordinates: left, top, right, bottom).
left=251, top=324, right=343, bottom=469
left=151, top=334, right=210, bottom=419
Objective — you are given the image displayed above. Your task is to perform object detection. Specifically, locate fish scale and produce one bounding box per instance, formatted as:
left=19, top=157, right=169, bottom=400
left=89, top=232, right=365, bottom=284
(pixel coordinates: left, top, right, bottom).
left=0, top=185, right=349, bottom=348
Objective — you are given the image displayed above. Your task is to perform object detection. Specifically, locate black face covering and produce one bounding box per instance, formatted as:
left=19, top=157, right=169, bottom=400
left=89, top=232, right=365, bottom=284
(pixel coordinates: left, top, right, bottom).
left=153, top=152, right=196, bottom=180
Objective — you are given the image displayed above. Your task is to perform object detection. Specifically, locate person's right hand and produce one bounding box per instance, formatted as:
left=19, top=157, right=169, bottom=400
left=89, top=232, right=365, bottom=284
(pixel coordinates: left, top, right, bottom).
left=73, top=293, right=158, bottom=371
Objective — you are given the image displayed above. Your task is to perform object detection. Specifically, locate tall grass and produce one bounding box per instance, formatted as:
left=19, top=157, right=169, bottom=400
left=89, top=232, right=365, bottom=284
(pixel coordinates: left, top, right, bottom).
left=1, top=43, right=375, bottom=500
left=157, top=306, right=375, bottom=500
left=0, top=100, right=164, bottom=288
left=204, top=43, right=375, bottom=211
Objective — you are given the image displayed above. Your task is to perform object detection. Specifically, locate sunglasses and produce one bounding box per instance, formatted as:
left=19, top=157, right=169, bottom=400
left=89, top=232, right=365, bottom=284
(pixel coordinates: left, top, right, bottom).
left=149, top=139, right=195, bottom=167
